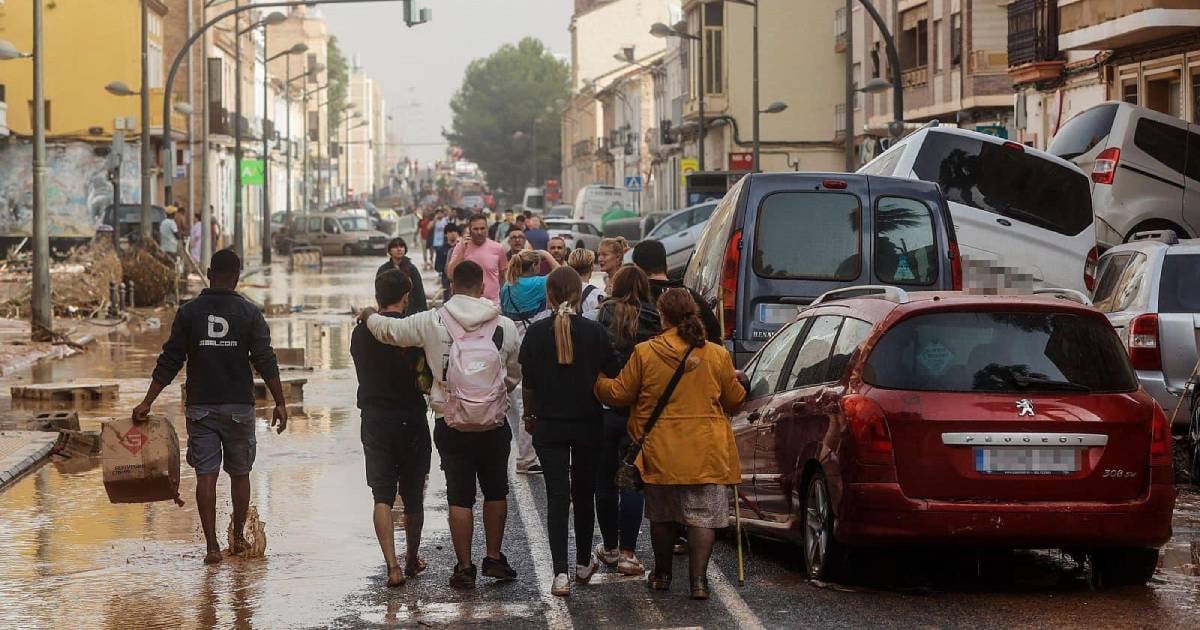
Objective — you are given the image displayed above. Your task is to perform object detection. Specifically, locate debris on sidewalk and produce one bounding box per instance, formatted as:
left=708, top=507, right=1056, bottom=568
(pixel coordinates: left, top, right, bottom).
left=0, top=236, right=123, bottom=320
left=0, top=410, right=80, bottom=432
left=11, top=382, right=119, bottom=406
left=120, top=240, right=176, bottom=307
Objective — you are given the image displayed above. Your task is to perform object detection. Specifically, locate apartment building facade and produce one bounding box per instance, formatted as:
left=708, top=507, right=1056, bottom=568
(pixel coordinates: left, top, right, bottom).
left=1007, top=0, right=1200, bottom=149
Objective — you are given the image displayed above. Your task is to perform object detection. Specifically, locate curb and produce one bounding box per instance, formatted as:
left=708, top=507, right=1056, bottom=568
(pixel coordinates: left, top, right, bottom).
left=0, top=432, right=59, bottom=493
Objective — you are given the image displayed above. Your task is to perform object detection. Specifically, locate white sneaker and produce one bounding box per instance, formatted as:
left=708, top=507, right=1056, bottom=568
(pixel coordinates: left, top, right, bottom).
left=594, top=544, right=620, bottom=566
left=617, top=553, right=646, bottom=576
left=576, top=558, right=600, bottom=584
left=551, top=573, right=571, bottom=597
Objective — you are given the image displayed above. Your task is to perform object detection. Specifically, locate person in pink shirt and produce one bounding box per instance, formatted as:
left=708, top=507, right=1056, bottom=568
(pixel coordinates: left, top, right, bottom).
left=447, top=213, right=509, bottom=304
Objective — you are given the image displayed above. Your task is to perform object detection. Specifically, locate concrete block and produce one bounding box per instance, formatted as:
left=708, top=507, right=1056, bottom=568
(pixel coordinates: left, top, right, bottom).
left=275, top=347, right=305, bottom=366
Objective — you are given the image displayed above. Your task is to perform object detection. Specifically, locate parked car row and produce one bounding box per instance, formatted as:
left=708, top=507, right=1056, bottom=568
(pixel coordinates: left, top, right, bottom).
left=275, top=211, right=390, bottom=256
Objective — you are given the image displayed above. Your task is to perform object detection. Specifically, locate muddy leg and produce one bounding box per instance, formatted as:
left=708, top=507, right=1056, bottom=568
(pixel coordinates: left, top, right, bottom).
left=196, top=473, right=221, bottom=564
left=230, top=474, right=251, bottom=553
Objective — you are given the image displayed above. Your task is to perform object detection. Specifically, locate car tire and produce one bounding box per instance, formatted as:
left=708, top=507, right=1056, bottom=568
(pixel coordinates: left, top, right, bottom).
left=1088, top=547, right=1158, bottom=588
left=801, top=471, right=845, bottom=581
left=1173, top=436, right=1193, bottom=485
left=343, top=244, right=355, bottom=257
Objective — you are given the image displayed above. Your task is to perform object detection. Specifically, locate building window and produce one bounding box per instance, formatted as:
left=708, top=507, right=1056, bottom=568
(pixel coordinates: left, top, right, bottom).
left=0, top=84, right=6, bottom=104
left=149, top=42, right=164, bottom=89
left=932, top=19, right=942, bottom=73
left=852, top=62, right=862, bottom=109
left=1122, top=80, right=1138, bottom=106
left=1193, top=72, right=1200, bottom=123
left=1145, top=73, right=1182, bottom=118
left=950, top=13, right=962, bottom=66
left=899, top=7, right=929, bottom=70
left=834, top=6, right=847, bottom=38
left=703, top=1, right=724, bottom=96
left=307, top=53, right=318, bottom=83
left=871, top=45, right=880, bottom=78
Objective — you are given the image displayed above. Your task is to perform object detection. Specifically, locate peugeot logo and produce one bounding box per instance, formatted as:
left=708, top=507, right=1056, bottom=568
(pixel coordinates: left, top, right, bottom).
left=1016, top=399, right=1035, bottom=417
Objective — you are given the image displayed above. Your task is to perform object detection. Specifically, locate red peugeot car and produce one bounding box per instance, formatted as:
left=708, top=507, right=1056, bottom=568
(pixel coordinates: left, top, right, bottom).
left=730, top=287, right=1176, bottom=586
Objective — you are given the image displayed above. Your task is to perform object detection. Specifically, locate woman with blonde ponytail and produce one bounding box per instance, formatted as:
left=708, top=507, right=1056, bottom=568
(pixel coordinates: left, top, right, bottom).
left=518, top=266, right=621, bottom=597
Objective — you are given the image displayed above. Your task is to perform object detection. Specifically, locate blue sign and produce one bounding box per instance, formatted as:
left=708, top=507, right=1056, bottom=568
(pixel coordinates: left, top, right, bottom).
left=624, top=176, right=643, bottom=192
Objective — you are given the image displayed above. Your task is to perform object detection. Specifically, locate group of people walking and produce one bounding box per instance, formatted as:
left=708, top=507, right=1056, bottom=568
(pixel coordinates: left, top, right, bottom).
left=356, top=211, right=746, bottom=599
left=132, top=209, right=746, bottom=602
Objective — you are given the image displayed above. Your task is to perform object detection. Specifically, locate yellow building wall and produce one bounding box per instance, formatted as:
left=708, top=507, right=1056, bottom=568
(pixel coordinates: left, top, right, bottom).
left=0, top=0, right=168, bottom=139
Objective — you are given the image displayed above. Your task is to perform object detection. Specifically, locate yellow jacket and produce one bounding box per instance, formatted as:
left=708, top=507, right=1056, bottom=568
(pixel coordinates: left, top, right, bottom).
left=595, top=328, right=745, bottom=485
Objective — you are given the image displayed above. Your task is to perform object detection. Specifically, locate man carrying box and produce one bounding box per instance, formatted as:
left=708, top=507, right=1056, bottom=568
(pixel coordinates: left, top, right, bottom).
left=132, top=248, right=288, bottom=565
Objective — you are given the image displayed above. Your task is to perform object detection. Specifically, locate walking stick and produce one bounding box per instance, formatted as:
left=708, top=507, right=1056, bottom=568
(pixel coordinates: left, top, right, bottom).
left=734, top=485, right=746, bottom=586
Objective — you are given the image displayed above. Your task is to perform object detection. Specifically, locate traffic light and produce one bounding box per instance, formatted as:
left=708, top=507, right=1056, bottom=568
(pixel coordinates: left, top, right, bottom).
left=403, top=1, right=431, bottom=27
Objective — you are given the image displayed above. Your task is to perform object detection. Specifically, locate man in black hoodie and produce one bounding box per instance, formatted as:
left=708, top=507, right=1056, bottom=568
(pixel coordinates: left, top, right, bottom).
left=133, top=249, right=287, bottom=565
left=632, top=240, right=721, bottom=343
left=377, top=237, right=428, bottom=316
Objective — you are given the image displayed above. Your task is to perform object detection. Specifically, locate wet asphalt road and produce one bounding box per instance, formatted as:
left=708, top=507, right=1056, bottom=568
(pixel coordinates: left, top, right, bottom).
left=1, top=257, right=1199, bottom=629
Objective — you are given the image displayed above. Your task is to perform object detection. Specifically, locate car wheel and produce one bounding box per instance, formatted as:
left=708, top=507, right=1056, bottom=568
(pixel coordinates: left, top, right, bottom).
left=802, top=471, right=844, bottom=581
left=343, top=244, right=355, bottom=257
left=1088, top=547, right=1158, bottom=588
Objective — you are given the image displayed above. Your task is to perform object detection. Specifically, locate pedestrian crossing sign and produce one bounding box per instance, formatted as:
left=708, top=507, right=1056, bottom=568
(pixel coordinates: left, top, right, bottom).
left=240, top=159, right=265, bottom=185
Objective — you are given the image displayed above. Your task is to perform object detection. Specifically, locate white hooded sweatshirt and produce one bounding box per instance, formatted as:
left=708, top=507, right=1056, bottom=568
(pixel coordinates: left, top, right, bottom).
left=366, top=294, right=522, bottom=417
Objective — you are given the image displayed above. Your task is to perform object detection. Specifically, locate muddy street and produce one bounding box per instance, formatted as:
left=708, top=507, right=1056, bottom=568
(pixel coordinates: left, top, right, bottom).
left=0, top=258, right=1198, bottom=629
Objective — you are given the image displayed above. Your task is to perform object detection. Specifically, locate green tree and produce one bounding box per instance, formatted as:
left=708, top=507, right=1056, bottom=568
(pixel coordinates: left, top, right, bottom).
left=445, top=38, right=570, bottom=199
left=326, top=36, right=350, bottom=160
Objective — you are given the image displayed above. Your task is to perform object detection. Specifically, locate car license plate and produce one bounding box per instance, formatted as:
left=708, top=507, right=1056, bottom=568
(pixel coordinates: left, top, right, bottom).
left=757, top=303, right=800, bottom=325
left=974, top=447, right=1079, bottom=475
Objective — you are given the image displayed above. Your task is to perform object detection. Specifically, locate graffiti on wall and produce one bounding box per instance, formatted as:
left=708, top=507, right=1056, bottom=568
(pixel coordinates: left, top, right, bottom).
left=0, top=142, right=142, bottom=239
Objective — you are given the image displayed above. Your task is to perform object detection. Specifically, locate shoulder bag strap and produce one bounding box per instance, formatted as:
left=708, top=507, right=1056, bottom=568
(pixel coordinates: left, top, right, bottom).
left=623, top=345, right=695, bottom=464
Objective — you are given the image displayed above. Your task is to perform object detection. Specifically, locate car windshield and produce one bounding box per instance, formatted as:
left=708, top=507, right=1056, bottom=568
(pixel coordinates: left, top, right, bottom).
left=1048, top=104, right=1118, bottom=160
left=546, top=206, right=572, bottom=217
left=545, top=221, right=574, bottom=231
left=647, top=212, right=690, bottom=239
left=912, top=131, right=1092, bottom=236
left=1159, top=254, right=1200, bottom=313
left=339, top=216, right=372, bottom=232
left=864, top=311, right=1136, bottom=393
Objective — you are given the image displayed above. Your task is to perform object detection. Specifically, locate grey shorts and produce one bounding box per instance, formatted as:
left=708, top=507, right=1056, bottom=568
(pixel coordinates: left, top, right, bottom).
left=186, top=412, right=256, bottom=476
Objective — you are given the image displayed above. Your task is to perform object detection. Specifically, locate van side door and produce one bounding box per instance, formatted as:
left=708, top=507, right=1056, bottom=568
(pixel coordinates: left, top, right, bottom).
left=868, top=187, right=950, bottom=290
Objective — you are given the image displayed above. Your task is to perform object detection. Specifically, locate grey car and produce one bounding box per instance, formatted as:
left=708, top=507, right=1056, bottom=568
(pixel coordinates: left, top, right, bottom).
left=1091, top=229, right=1200, bottom=430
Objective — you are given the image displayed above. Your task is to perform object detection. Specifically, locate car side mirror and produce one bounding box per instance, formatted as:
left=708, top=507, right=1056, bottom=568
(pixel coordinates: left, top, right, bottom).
left=735, top=369, right=751, bottom=395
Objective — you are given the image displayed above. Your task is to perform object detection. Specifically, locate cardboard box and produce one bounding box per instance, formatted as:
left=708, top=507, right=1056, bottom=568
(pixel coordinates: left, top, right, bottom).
left=101, top=415, right=182, bottom=504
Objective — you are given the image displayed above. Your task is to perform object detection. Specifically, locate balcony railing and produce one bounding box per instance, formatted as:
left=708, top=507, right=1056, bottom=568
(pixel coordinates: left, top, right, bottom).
left=572, top=138, right=593, bottom=159
left=1007, top=0, right=1057, bottom=67
left=901, top=66, right=928, bottom=88
left=209, top=106, right=232, bottom=137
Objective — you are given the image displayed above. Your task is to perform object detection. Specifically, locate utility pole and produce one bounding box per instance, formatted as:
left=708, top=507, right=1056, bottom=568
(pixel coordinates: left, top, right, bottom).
left=31, top=0, right=50, bottom=339
left=140, top=0, right=153, bottom=241
left=750, top=0, right=760, bottom=172
left=233, top=0, right=244, bottom=257
left=844, top=0, right=855, bottom=170
left=200, top=1, right=211, bottom=270
left=262, top=28, right=272, bottom=265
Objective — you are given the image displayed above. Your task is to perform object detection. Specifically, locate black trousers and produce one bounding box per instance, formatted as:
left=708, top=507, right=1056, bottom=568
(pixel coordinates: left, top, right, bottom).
left=533, top=417, right=603, bottom=575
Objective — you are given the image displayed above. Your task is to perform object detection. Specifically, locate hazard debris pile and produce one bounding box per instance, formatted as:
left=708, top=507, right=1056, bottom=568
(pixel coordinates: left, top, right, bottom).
left=120, top=240, right=175, bottom=307
left=1, top=237, right=123, bottom=319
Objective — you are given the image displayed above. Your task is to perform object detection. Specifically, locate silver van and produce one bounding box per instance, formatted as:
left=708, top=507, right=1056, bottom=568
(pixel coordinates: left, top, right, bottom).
left=1049, top=102, right=1200, bottom=246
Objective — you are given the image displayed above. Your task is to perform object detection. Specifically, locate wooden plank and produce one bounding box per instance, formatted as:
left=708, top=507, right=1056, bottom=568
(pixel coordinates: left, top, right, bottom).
left=275, top=347, right=305, bottom=366
left=254, top=376, right=306, bottom=403
left=11, top=382, right=119, bottom=403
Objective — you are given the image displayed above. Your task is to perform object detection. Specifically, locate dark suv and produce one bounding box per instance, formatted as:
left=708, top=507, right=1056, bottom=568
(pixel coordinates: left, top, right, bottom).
left=684, top=173, right=962, bottom=366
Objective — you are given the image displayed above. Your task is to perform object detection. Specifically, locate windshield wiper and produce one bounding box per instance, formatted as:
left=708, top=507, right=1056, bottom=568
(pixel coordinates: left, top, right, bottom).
left=1011, top=375, right=1091, bottom=392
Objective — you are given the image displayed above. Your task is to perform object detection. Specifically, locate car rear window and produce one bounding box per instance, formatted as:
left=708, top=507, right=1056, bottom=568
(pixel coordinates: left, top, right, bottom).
left=1158, top=254, right=1200, bottom=313
left=874, top=196, right=938, bottom=285
left=1133, top=118, right=1188, bottom=176
left=864, top=311, right=1136, bottom=393
left=912, top=131, right=1092, bottom=236
left=753, top=192, right=860, bottom=280
left=1048, top=104, right=1118, bottom=159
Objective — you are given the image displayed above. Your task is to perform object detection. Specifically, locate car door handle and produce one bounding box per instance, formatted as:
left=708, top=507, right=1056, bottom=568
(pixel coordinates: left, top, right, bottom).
left=747, top=411, right=761, bottom=423
left=995, top=218, right=1012, bottom=227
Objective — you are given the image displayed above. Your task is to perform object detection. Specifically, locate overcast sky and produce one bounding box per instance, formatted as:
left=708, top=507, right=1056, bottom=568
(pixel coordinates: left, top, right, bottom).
left=318, top=1, right=574, bottom=164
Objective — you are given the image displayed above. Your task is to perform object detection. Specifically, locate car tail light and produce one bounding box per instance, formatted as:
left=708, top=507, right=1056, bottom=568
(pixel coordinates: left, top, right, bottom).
left=841, top=394, right=893, bottom=466
left=1002, top=141, right=1026, bottom=152
left=822, top=179, right=848, bottom=190
left=1092, top=147, right=1120, bottom=185
left=1149, top=403, right=1171, bottom=470
left=1083, top=245, right=1099, bottom=291
left=1129, top=313, right=1161, bottom=371
left=720, top=229, right=742, bottom=340
left=948, top=240, right=963, bottom=290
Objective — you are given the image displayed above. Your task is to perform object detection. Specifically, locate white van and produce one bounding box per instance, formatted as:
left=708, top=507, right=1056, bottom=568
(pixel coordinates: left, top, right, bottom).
left=1049, top=101, right=1200, bottom=246
left=521, top=186, right=545, bottom=213
left=572, top=185, right=636, bottom=229
left=860, top=126, right=1097, bottom=293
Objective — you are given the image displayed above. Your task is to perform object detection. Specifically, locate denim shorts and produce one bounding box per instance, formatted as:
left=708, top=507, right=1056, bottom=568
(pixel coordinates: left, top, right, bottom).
left=185, top=412, right=256, bottom=476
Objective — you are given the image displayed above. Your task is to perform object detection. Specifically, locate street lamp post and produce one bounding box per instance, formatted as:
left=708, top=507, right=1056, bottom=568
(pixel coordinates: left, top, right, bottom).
left=234, top=11, right=286, bottom=262
left=650, top=21, right=704, bottom=171
left=857, top=0, right=905, bottom=140
left=254, top=31, right=302, bottom=266
left=139, top=0, right=153, bottom=241
left=0, top=28, right=48, bottom=338
left=304, top=84, right=328, bottom=210
left=285, top=62, right=317, bottom=226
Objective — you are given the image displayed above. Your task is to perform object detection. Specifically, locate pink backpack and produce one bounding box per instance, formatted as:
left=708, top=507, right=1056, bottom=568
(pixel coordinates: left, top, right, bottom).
left=438, top=307, right=509, bottom=432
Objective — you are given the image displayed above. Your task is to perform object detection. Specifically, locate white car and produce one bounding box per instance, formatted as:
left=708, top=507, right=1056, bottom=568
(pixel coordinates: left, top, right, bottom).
left=544, top=219, right=603, bottom=252
left=860, top=125, right=1097, bottom=293
left=623, top=202, right=717, bottom=277
left=1049, top=101, right=1200, bottom=246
